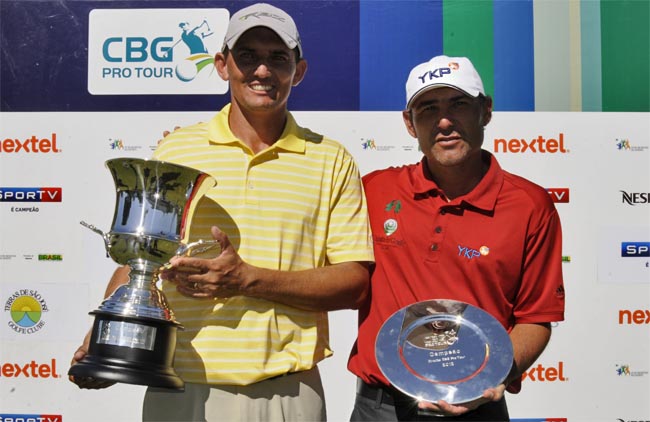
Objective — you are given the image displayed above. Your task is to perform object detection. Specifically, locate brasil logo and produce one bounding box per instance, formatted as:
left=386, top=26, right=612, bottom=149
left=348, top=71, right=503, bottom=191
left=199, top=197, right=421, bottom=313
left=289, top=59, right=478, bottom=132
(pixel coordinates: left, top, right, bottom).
left=4, top=289, right=49, bottom=334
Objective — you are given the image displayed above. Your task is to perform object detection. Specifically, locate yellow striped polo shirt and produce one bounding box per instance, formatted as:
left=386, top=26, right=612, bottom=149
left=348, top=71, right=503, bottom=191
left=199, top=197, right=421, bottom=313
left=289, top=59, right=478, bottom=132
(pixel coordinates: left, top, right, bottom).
left=152, top=104, right=374, bottom=385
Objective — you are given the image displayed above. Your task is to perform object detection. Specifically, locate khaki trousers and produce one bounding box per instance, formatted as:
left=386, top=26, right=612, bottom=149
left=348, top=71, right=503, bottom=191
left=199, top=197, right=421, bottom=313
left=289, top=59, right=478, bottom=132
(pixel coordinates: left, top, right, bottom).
left=142, top=366, right=326, bottom=422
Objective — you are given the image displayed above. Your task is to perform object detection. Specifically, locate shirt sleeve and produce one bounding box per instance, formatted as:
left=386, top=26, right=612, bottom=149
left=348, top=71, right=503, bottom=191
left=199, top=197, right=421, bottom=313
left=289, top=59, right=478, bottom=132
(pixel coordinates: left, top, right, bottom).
left=513, top=205, right=565, bottom=324
left=326, top=146, right=374, bottom=265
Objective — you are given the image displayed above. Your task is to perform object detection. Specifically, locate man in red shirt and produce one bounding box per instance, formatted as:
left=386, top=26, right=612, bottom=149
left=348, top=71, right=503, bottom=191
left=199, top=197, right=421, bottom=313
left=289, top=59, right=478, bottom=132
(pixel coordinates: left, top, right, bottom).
left=347, top=55, right=565, bottom=421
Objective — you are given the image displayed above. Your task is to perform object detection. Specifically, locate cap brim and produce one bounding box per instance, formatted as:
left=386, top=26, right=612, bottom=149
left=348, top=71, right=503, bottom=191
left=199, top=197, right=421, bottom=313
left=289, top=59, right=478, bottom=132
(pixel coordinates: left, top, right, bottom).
left=222, top=25, right=302, bottom=58
left=407, top=84, right=479, bottom=109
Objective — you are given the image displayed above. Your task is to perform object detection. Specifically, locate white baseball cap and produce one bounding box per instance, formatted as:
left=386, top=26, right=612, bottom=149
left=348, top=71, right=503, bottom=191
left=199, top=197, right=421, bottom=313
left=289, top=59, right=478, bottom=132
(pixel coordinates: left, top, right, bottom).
left=405, top=55, right=485, bottom=108
left=222, top=3, right=303, bottom=58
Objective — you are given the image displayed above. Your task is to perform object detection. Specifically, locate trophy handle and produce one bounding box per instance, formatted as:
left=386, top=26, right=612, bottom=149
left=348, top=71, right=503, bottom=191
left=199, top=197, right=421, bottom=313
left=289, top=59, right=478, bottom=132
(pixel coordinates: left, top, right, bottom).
left=159, top=239, right=220, bottom=270
left=175, top=239, right=221, bottom=258
left=81, top=221, right=111, bottom=256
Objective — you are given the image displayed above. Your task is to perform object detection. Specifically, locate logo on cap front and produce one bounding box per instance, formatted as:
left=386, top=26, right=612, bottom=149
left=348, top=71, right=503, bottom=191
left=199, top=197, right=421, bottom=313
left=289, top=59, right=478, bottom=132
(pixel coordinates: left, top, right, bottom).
left=417, top=62, right=459, bottom=85
left=239, top=11, right=287, bottom=23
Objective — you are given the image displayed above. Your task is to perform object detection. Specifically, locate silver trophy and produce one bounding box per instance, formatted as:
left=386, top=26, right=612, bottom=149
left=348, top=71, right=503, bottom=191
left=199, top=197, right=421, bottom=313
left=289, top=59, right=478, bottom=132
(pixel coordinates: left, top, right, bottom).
left=375, top=299, right=513, bottom=404
left=68, top=158, right=217, bottom=390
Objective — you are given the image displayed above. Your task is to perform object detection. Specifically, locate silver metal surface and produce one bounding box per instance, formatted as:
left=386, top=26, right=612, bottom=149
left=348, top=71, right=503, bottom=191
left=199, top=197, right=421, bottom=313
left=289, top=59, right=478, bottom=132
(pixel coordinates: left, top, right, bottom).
left=97, top=320, right=157, bottom=351
left=105, top=157, right=216, bottom=265
left=375, top=299, right=513, bottom=404
left=84, top=158, right=217, bottom=322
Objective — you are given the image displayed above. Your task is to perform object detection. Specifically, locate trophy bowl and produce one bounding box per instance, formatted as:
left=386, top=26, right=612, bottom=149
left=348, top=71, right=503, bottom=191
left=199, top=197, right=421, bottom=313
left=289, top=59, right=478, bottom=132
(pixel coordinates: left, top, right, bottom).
left=375, top=299, right=513, bottom=405
left=68, top=158, right=216, bottom=390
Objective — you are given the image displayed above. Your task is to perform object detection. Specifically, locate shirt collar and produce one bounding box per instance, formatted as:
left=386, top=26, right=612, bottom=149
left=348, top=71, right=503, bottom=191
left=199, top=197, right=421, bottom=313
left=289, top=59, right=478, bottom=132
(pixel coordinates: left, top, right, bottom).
left=410, top=150, right=504, bottom=212
left=207, top=103, right=306, bottom=153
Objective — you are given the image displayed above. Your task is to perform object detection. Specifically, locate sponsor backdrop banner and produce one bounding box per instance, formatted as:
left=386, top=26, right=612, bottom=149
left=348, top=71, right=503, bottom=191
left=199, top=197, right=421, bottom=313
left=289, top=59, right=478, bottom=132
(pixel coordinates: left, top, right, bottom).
left=1, top=2, right=648, bottom=422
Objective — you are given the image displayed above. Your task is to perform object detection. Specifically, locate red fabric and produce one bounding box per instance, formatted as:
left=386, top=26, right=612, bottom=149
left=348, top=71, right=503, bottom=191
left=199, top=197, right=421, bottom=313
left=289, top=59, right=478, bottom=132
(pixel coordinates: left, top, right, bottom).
left=348, top=151, right=565, bottom=393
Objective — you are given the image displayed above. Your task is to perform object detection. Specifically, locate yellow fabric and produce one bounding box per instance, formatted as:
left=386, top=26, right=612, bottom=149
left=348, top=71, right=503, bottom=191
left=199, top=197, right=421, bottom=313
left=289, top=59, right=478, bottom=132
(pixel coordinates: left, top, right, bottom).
left=152, top=104, right=374, bottom=385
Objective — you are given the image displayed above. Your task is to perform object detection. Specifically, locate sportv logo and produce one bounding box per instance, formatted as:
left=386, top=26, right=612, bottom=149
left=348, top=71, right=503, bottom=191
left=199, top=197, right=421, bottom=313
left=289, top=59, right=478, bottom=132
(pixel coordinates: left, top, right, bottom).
left=521, top=362, right=567, bottom=382
left=88, top=8, right=229, bottom=95
left=493, top=133, right=568, bottom=154
left=0, top=415, right=62, bottom=422
left=0, top=188, right=62, bottom=202
left=621, top=242, right=650, bottom=257
left=0, top=134, right=61, bottom=154
left=511, top=419, right=567, bottom=422
left=547, top=188, right=569, bottom=203
left=0, top=359, right=60, bottom=378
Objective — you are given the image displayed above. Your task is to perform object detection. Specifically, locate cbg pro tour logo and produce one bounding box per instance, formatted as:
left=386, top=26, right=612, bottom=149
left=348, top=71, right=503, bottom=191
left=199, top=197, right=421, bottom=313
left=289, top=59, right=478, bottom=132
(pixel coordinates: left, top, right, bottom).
left=4, top=289, right=49, bottom=335
left=88, top=9, right=229, bottom=95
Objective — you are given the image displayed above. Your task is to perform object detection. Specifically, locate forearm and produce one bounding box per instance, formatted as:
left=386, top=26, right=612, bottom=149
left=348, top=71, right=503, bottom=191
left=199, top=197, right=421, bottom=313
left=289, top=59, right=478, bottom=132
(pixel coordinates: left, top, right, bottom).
left=505, top=322, right=552, bottom=384
left=103, top=265, right=130, bottom=298
left=241, top=261, right=370, bottom=312
left=164, top=226, right=372, bottom=312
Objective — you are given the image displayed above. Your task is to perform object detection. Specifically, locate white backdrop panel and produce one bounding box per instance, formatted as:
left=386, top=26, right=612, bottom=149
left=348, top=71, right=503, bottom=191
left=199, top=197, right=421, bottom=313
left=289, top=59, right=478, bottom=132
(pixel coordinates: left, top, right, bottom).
left=1, top=111, right=648, bottom=422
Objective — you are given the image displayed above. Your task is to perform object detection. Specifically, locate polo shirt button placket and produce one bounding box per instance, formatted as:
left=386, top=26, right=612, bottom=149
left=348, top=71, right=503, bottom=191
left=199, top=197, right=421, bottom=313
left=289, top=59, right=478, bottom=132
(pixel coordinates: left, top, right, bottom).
left=429, top=213, right=445, bottom=256
left=430, top=225, right=443, bottom=252
left=426, top=204, right=447, bottom=260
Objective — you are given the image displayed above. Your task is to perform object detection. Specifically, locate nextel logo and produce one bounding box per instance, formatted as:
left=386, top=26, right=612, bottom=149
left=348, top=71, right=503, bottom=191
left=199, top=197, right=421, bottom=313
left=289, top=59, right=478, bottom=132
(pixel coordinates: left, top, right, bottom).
left=494, top=133, right=568, bottom=153
left=547, top=188, right=569, bottom=203
left=0, top=134, right=61, bottom=154
left=521, top=362, right=567, bottom=382
left=0, top=188, right=62, bottom=202
left=619, top=309, right=650, bottom=324
left=0, top=359, right=60, bottom=378
left=621, top=242, right=650, bottom=257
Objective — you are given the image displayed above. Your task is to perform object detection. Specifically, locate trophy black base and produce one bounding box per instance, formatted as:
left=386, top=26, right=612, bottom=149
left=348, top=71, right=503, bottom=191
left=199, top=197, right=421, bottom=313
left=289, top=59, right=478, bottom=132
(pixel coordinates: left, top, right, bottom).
left=68, top=311, right=184, bottom=390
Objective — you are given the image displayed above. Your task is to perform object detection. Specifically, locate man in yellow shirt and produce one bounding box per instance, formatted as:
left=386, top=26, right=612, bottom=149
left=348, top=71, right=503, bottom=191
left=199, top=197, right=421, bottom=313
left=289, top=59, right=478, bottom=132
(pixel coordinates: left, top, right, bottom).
left=70, top=4, right=374, bottom=421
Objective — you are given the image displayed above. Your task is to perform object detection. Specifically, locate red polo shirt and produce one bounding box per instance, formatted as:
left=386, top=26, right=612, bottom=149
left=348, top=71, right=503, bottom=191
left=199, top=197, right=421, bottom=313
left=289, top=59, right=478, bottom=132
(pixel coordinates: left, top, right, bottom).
left=348, top=151, right=565, bottom=393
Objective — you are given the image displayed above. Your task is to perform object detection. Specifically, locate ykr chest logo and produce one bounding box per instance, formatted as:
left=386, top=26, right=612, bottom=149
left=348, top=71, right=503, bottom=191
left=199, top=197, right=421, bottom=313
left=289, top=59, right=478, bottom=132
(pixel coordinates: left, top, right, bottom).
left=457, top=244, right=490, bottom=260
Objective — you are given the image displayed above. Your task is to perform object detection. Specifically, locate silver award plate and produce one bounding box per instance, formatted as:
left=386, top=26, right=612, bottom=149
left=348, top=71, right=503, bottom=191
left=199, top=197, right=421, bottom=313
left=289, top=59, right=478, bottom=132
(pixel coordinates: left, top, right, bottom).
left=375, top=299, right=513, bottom=404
